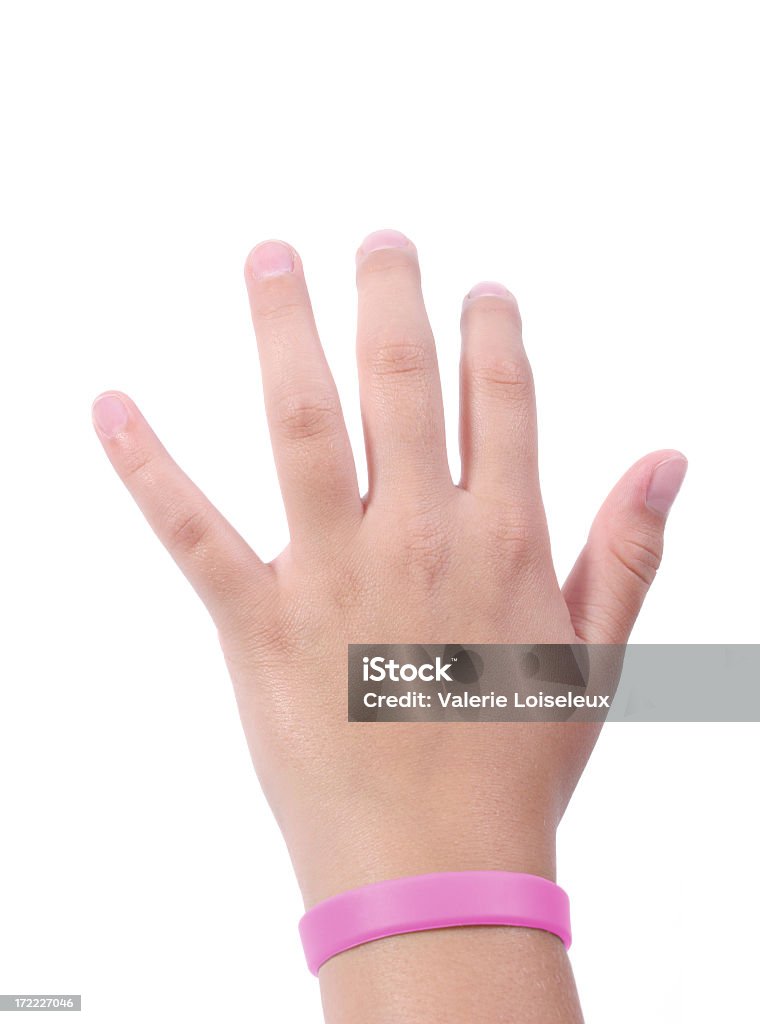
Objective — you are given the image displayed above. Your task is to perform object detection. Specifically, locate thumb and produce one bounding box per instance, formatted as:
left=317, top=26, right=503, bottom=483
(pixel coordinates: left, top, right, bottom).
left=562, top=450, right=688, bottom=644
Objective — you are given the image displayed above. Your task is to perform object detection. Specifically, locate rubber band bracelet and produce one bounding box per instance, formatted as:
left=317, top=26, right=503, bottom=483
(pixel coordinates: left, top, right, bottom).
left=299, top=870, right=571, bottom=975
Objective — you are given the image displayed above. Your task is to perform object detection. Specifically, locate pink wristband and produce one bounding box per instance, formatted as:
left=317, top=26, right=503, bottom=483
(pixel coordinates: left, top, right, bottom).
left=299, top=870, right=571, bottom=975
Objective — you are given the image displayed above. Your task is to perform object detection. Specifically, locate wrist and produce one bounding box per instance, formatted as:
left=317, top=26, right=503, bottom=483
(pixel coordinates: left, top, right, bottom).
left=318, top=918, right=580, bottom=1024
left=295, top=820, right=557, bottom=909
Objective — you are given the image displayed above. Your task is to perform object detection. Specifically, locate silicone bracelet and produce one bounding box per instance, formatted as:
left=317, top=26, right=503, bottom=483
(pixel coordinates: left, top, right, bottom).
left=299, top=870, right=571, bottom=975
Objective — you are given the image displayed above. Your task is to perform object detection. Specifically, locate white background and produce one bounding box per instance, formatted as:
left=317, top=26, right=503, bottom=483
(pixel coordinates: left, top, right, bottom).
left=1, top=2, right=758, bottom=1021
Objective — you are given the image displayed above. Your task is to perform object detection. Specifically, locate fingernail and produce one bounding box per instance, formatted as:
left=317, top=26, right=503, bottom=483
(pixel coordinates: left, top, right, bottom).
left=357, top=228, right=411, bottom=258
left=248, top=240, right=295, bottom=279
left=92, top=393, right=129, bottom=438
left=463, top=281, right=513, bottom=307
left=645, top=455, right=688, bottom=516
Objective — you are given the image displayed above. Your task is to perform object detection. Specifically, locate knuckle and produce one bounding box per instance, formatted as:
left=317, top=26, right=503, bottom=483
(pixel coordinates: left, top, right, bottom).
left=370, top=338, right=429, bottom=380
left=326, top=548, right=371, bottom=613
left=566, top=600, right=629, bottom=646
left=164, top=507, right=214, bottom=557
left=256, top=298, right=304, bottom=324
left=485, top=508, right=542, bottom=566
left=274, top=390, right=341, bottom=443
left=120, top=446, right=155, bottom=485
left=220, top=596, right=292, bottom=667
left=470, top=356, right=534, bottom=402
left=255, top=599, right=303, bottom=658
left=400, top=507, right=453, bottom=589
left=608, top=528, right=663, bottom=588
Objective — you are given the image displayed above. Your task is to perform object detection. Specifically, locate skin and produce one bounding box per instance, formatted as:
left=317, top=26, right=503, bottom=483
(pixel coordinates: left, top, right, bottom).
left=91, top=228, right=687, bottom=1022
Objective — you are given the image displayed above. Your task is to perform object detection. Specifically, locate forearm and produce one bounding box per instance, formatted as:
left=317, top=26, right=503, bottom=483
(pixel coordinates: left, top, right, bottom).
left=319, top=926, right=583, bottom=1024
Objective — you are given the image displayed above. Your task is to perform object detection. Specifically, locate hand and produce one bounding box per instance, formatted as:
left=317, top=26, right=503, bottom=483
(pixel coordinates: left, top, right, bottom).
left=92, top=227, right=686, bottom=1018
